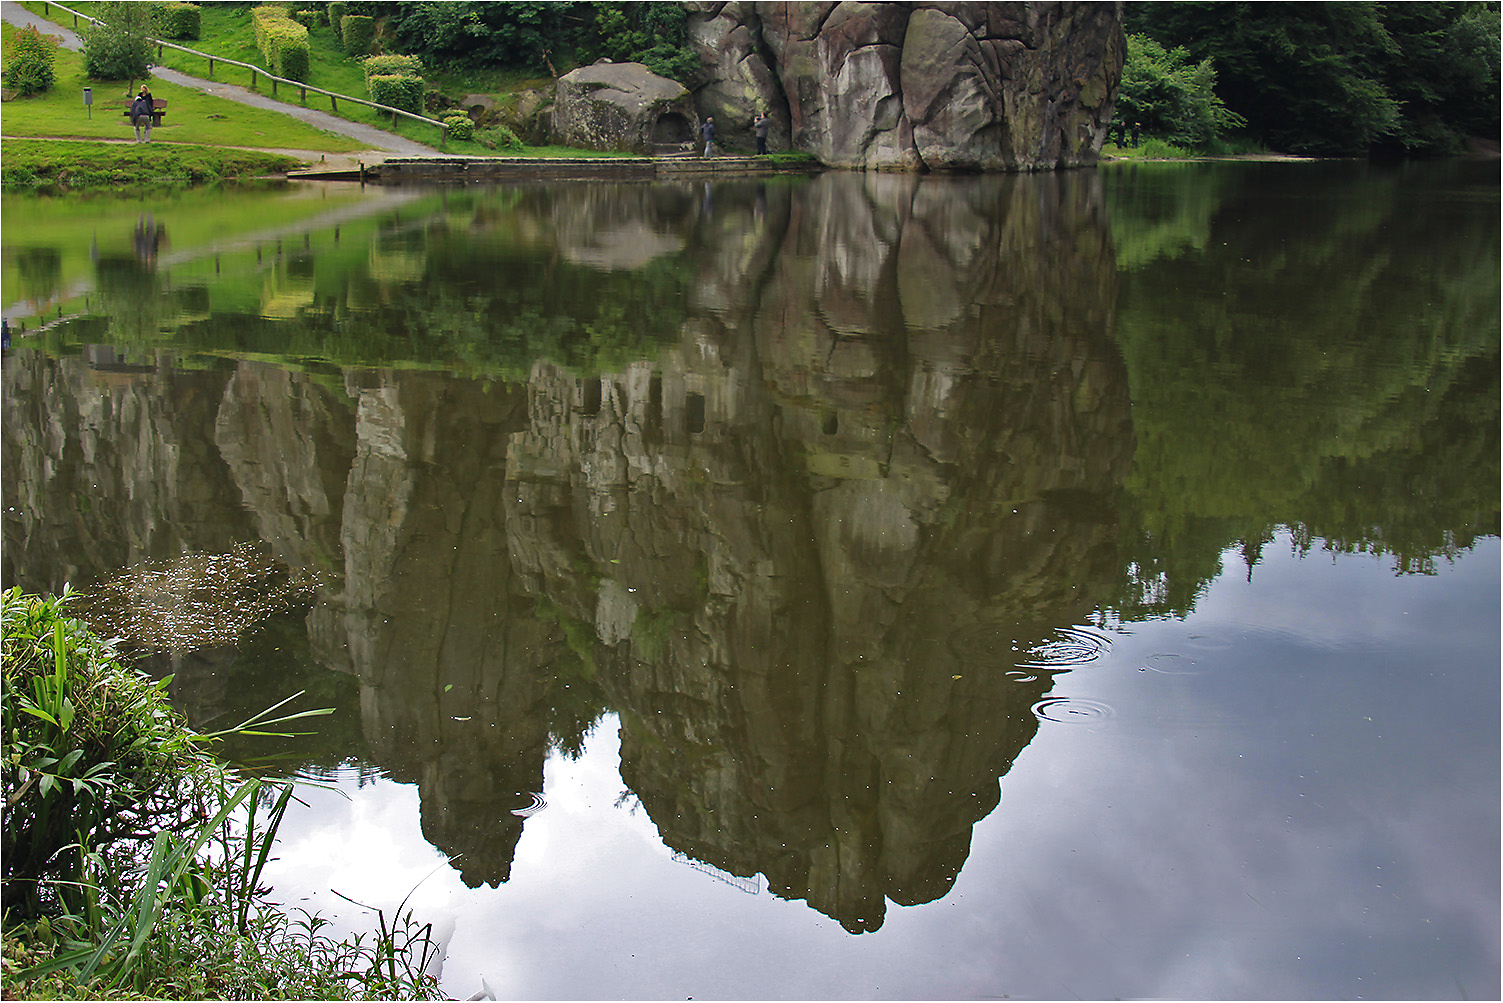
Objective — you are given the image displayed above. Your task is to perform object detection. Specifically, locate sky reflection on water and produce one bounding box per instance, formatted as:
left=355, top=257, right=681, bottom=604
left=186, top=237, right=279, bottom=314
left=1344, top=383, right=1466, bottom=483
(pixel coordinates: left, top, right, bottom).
left=260, top=535, right=1499, bottom=1001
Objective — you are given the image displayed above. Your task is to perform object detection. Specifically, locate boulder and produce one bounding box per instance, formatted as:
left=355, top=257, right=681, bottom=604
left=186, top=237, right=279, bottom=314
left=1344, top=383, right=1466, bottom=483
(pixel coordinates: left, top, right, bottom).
left=552, top=61, right=698, bottom=154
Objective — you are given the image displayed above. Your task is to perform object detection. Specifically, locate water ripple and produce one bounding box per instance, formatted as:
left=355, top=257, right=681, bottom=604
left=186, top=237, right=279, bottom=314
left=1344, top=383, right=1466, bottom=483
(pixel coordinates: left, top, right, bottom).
left=510, top=792, right=547, bottom=818
left=1018, top=626, right=1112, bottom=669
left=1031, top=696, right=1115, bottom=725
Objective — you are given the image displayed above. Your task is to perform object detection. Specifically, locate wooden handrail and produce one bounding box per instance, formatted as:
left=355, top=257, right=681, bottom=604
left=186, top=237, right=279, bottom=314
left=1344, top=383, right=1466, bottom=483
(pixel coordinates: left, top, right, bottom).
left=37, top=0, right=449, bottom=147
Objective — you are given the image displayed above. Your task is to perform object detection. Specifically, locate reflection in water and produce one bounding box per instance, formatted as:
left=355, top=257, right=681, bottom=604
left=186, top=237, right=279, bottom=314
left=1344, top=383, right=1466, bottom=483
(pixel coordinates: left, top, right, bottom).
left=1, top=164, right=1496, bottom=946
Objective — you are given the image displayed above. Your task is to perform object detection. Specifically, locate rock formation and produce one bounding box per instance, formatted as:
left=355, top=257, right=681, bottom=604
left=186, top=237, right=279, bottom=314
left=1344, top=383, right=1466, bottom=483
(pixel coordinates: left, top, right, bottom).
left=685, top=1, right=1125, bottom=170
left=552, top=60, right=699, bottom=153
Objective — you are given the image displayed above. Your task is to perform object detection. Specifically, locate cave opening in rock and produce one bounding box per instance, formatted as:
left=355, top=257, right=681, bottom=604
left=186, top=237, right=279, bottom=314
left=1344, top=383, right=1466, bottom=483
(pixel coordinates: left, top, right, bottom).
left=651, top=113, right=693, bottom=145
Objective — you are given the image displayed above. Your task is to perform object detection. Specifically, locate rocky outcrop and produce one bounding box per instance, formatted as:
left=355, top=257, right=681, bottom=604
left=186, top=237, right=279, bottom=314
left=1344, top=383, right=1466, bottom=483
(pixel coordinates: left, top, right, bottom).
left=552, top=60, right=699, bottom=153
left=685, top=1, right=1125, bottom=170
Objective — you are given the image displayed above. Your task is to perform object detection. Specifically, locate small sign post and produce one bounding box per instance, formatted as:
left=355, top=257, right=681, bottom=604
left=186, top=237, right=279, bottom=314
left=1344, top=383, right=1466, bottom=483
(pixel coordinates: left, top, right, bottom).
left=83, top=86, right=92, bottom=119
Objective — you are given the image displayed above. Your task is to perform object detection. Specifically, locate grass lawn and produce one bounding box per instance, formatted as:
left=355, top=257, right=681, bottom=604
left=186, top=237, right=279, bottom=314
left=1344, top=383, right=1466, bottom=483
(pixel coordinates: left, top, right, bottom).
left=10, top=2, right=633, bottom=158
left=1, top=21, right=366, bottom=152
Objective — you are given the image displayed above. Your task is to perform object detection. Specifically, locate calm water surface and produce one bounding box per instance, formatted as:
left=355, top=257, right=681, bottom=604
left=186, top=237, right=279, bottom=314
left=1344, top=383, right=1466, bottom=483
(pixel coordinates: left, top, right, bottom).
left=2, top=160, right=1497, bottom=1000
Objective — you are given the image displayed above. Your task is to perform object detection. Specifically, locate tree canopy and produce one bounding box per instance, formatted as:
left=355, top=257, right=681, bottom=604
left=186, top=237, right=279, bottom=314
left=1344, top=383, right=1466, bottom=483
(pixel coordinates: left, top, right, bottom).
left=1125, top=1, right=1501, bottom=154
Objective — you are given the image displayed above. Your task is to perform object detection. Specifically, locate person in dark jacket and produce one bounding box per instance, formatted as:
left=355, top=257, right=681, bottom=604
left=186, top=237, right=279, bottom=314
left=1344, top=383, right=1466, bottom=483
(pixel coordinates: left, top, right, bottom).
left=701, top=116, right=716, bottom=158
left=754, top=112, right=770, bottom=155
left=130, top=84, right=155, bottom=143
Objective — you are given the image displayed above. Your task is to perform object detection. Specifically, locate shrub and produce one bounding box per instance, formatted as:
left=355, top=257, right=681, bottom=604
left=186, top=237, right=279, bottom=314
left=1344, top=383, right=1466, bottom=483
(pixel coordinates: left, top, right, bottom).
left=252, top=5, right=311, bottom=81
left=6, top=25, right=59, bottom=96
left=290, top=8, right=320, bottom=29
left=361, top=52, right=422, bottom=85
left=340, top=14, right=375, bottom=56
left=367, top=73, right=423, bottom=113
left=326, top=1, right=346, bottom=41
left=476, top=124, right=524, bottom=152
left=444, top=114, right=474, bottom=141
left=156, top=2, right=201, bottom=40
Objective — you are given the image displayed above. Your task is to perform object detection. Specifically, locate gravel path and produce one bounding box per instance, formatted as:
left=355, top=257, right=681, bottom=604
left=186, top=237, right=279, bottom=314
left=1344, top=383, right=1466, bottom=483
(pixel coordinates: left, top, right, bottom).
left=1, top=0, right=441, bottom=158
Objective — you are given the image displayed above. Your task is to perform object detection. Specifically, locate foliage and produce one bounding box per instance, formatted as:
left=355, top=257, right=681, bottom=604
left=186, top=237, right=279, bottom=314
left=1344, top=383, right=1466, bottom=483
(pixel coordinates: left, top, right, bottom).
left=384, top=1, right=594, bottom=75
left=475, top=123, right=524, bottom=151
left=0, top=589, right=442, bottom=1000
left=5, top=24, right=58, bottom=96
left=1114, top=33, right=1244, bottom=150
left=79, top=1, right=158, bottom=81
left=367, top=73, right=423, bottom=113
left=252, top=5, right=310, bottom=82
left=155, top=2, right=201, bottom=41
left=590, top=2, right=698, bottom=83
left=1124, top=1, right=1500, bottom=155
left=340, top=13, right=375, bottom=56
left=444, top=113, right=474, bottom=140
left=326, top=0, right=346, bottom=41
left=362, top=52, right=423, bottom=84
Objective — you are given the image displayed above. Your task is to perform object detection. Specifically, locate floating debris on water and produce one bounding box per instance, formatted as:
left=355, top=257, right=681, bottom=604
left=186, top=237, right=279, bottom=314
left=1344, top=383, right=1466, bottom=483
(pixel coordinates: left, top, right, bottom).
left=81, top=542, right=324, bottom=653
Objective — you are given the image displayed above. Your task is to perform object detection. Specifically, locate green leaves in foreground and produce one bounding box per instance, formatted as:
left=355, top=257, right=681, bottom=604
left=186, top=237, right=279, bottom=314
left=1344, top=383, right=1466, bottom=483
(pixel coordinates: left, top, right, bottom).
left=1, top=587, right=440, bottom=999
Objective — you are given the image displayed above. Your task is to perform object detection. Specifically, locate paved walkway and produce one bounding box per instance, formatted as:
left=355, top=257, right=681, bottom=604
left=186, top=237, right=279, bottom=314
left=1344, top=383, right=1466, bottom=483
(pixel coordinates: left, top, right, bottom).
left=1, top=0, right=440, bottom=164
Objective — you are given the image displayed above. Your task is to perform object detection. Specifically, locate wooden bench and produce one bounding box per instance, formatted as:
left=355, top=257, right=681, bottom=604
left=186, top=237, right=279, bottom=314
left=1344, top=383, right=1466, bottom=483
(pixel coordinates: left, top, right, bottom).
left=122, top=99, right=167, bottom=126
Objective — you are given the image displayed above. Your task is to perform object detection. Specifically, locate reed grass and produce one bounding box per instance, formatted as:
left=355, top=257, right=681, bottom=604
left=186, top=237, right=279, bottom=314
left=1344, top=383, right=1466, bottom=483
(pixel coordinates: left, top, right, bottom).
left=1, top=588, right=443, bottom=1000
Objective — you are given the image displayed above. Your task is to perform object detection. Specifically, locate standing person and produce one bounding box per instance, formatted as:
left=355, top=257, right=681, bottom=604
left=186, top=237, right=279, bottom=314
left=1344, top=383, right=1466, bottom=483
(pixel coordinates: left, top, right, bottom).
left=701, top=116, right=716, bottom=158
left=131, top=84, right=155, bottom=143
left=1131, top=121, right=1140, bottom=148
left=754, top=112, right=770, bottom=155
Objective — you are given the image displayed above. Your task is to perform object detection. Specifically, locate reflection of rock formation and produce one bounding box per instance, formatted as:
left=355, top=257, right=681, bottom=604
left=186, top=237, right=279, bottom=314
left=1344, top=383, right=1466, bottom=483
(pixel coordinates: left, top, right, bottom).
left=1, top=172, right=1130, bottom=925
left=505, top=172, right=1131, bottom=930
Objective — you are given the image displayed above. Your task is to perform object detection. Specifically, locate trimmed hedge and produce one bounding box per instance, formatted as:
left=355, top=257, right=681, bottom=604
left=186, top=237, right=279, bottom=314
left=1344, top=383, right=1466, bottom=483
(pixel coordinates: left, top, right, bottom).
left=368, top=74, right=422, bottom=114
left=362, top=53, right=422, bottom=85
left=5, top=25, right=58, bottom=95
left=326, top=2, right=346, bottom=42
left=155, top=2, right=201, bottom=40
left=252, top=5, right=310, bottom=82
left=340, top=14, right=375, bottom=56
left=444, top=115, right=473, bottom=141
left=290, top=9, right=320, bottom=29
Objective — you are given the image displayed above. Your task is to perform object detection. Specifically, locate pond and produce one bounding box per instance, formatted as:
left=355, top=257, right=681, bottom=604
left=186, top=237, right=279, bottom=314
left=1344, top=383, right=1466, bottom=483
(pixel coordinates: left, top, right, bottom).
left=2, top=159, right=1498, bottom=1000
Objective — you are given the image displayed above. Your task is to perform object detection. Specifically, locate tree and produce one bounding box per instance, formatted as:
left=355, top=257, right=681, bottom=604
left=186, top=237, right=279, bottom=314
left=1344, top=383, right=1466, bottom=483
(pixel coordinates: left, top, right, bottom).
left=1126, top=2, right=1402, bottom=154
left=80, top=0, right=158, bottom=81
left=1115, top=33, right=1245, bottom=149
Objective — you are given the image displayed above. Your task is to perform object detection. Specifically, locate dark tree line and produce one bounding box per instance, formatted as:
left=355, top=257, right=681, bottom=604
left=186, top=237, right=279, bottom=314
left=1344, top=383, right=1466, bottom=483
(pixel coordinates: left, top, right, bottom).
left=1126, top=2, right=1501, bottom=154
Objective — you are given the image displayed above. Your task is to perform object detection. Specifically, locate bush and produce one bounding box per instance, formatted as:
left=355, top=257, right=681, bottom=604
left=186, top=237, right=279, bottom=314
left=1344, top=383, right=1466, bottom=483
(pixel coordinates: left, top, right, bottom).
left=367, top=73, right=423, bottom=113
left=290, top=8, right=320, bottom=29
left=326, top=1, right=346, bottom=41
left=252, top=5, right=311, bottom=82
left=6, top=25, right=59, bottom=96
left=444, top=114, right=474, bottom=141
left=156, top=2, right=200, bottom=40
left=476, top=124, right=524, bottom=152
left=340, top=14, right=375, bottom=56
left=362, top=52, right=422, bottom=85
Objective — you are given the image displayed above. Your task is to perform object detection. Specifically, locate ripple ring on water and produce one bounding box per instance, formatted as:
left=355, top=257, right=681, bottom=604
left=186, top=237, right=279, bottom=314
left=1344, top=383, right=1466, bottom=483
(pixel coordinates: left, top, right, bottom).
left=1031, top=696, right=1115, bottom=724
left=510, top=792, right=547, bottom=817
left=1018, top=626, right=1112, bottom=669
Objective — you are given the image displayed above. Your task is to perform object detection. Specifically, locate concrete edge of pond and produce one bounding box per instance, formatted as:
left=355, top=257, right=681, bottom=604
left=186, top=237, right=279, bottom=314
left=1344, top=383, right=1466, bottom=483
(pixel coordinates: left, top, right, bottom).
left=288, top=154, right=827, bottom=182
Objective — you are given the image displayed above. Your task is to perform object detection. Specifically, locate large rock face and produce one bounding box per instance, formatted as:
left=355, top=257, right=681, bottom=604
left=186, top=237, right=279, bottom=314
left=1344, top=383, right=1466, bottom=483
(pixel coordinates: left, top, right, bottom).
left=552, top=61, right=699, bottom=154
left=686, top=1, right=1125, bottom=170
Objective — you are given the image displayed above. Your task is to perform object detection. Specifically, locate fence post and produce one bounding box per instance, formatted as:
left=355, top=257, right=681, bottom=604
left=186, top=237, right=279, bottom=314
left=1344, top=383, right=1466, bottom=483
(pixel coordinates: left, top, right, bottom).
left=330, top=95, right=337, bottom=112
left=250, top=68, right=257, bottom=89
left=441, top=123, right=448, bottom=149
left=300, top=86, right=307, bottom=103
left=271, top=77, right=278, bottom=97
left=207, top=57, right=214, bottom=78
